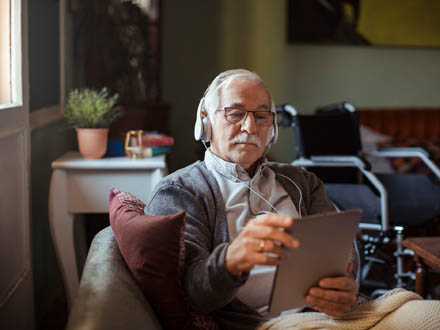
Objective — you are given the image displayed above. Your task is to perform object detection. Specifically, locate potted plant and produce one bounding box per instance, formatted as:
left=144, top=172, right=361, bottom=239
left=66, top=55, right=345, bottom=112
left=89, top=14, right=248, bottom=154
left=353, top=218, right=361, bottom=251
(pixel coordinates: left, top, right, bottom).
left=65, top=87, right=123, bottom=159
left=70, top=0, right=170, bottom=138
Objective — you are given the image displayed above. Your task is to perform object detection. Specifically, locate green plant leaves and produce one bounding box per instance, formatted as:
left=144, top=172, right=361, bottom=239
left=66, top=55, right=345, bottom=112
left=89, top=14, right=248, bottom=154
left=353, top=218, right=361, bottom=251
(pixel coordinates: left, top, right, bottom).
left=64, top=87, right=123, bottom=128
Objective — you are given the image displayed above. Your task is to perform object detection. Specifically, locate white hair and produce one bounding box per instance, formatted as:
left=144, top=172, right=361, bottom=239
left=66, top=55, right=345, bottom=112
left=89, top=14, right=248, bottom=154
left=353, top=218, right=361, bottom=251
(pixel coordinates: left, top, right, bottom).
left=200, top=69, right=276, bottom=120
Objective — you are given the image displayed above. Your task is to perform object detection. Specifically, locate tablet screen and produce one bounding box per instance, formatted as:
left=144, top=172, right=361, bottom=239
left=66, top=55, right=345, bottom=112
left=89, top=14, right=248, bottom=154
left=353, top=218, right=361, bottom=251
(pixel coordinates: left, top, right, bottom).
left=269, top=209, right=361, bottom=315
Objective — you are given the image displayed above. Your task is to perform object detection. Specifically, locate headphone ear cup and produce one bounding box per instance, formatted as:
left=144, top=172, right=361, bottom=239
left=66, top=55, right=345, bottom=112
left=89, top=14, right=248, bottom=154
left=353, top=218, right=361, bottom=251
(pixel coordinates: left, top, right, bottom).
left=194, top=105, right=211, bottom=142
left=202, top=116, right=211, bottom=142
left=267, top=122, right=278, bottom=145
left=194, top=99, right=208, bottom=141
left=194, top=113, right=204, bottom=141
left=272, top=121, right=278, bottom=144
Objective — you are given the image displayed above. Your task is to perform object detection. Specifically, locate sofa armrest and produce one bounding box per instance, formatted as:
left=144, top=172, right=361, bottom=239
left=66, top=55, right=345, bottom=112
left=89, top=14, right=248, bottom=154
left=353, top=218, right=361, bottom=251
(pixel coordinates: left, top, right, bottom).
left=66, top=226, right=162, bottom=330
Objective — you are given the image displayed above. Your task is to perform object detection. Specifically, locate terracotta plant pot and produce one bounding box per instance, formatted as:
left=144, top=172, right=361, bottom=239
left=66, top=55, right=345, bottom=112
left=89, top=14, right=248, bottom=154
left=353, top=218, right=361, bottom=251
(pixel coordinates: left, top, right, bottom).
left=76, top=128, right=109, bottom=159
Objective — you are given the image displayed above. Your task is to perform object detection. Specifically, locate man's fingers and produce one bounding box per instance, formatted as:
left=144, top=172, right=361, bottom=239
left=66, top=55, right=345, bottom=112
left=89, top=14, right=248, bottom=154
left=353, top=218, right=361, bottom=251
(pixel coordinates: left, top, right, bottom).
left=308, top=287, right=357, bottom=305
left=309, top=303, right=348, bottom=318
left=306, top=277, right=358, bottom=318
left=254, top=252, right=283, bottom=266
left=257, top=239, right=288, bottom=259
left=306, top=275, right=358, bottom=318
left=346, top=260, right=353, bottom=274
left=240, top=250, right=284, bottom=268
left=306, top=293, right=354, bottom=317
left=225, top=214, right=299, bottom=275
left=246, top=219, right=299, bottom=249
left=253, top=213, right=294, bottom=228
left=257, top=226, right=299, bottom=249
left=318, top=276, right=358, bottom=292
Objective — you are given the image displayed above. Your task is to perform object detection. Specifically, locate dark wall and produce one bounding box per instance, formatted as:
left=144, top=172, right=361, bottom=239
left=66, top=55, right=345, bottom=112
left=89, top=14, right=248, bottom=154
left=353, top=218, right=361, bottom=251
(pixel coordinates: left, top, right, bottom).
left=29, top=1, right=77, bottom=328
left=161, top=0, right=223, bottom=172
left=29, top=0, right=60, bottom=111
left=31, top=122, right=76, bottom=328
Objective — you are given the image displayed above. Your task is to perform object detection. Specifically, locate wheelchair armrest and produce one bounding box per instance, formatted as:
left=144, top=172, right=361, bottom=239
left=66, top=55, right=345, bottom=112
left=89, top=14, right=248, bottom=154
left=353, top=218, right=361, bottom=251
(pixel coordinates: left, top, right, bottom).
left=293, top=156, right=390, bottom=231
left=371, top=147, right=428, bottom=158
left=369, top=148, right=440, bottom=180
left=293, top=155, right=371, bottom=171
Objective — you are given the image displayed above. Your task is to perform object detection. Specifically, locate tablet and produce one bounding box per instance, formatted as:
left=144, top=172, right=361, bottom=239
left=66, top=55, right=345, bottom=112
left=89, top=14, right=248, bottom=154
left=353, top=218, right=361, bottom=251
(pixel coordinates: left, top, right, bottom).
left=269, top=208, right=361, bottom=315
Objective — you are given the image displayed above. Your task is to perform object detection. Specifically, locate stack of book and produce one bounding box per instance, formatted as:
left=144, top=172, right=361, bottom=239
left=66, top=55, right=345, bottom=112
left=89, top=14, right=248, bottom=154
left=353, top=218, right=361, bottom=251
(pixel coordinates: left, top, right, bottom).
left=106, top=132, right=174, bottom=158
left=141, top=132, right=174, bottom=157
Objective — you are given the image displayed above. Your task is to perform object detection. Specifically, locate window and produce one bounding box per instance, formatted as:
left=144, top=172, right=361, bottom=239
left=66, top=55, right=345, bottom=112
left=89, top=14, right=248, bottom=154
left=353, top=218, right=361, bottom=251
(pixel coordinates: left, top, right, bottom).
left=0, top=0, right=22, bottom=110
left=0, top=0, right=12, bottom=105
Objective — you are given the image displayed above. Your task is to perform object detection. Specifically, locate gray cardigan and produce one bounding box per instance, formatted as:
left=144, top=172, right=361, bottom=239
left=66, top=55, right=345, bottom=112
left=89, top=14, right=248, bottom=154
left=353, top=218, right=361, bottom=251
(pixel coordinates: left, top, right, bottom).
left=146, top=161, right=349, bottom=330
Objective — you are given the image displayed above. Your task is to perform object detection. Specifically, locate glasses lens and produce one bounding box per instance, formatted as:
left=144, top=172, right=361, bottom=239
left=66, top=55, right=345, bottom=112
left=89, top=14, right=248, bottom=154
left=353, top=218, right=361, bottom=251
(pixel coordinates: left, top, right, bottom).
left=224, top=107, right=274, bottom=126
left=254, top=112, right=274, bottom=126
left=225, top=107, right=246, bottom=123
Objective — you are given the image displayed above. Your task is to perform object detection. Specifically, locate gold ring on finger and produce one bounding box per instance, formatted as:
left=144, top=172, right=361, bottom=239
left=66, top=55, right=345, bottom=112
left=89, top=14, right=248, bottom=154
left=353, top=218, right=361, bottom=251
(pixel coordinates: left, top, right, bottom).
left=259, top=239, right=265, bottom=252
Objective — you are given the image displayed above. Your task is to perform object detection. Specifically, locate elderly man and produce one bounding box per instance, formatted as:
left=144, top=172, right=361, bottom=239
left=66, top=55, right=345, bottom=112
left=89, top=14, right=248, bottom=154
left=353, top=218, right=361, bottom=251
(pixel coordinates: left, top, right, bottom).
left=146, top=69, right=359, bottom=329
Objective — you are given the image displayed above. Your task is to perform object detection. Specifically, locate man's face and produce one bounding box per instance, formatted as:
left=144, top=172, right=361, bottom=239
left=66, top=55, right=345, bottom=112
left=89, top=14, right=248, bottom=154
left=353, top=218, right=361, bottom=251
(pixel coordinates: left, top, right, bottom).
left=210, top=77, right=272, bottom=170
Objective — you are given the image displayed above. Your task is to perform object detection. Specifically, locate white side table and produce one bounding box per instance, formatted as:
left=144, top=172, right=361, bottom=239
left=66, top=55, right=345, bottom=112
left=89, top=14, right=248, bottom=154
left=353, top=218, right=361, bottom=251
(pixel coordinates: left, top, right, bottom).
left=49, top=151, right=167, bottom=307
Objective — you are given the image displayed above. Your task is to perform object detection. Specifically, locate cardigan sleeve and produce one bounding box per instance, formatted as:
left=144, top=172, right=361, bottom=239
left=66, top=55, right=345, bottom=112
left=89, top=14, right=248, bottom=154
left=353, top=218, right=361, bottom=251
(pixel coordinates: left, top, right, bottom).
left=146, top=182, right=248, bottom=314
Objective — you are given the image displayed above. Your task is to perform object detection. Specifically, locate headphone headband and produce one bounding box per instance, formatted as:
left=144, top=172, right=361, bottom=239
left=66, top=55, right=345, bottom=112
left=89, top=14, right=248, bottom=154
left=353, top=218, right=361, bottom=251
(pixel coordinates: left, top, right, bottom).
left=194, top=70, right=278, bottom=144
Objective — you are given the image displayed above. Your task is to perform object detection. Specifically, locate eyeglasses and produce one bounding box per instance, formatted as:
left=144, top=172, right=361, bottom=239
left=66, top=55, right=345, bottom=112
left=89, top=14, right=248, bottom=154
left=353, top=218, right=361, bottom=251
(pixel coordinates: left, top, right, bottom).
left=218, top=106, right=274, bottom=126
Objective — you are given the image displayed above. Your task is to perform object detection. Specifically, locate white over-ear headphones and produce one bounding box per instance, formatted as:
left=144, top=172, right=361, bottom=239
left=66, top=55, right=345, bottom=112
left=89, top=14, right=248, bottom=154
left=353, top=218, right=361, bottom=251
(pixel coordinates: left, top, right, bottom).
left=268, top=100, right=278, bottom=145
left=270, top=122, right=278, bottom=144
left=194, top=97, right=279, bottom=145
left=194, top=97, right=212, bottom=142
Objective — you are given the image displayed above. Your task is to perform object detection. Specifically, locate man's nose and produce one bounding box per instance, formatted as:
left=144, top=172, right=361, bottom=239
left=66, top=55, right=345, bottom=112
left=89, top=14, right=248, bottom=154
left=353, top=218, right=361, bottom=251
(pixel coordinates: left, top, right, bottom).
left=241, top=112, right=257, bottom=133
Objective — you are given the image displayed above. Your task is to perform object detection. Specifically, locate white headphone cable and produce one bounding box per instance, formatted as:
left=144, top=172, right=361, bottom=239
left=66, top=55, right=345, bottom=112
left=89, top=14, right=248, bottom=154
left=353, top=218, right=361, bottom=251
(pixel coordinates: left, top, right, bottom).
left=232, top=174, right=282, bottom=215
left=202, top=142, right=302, bottom=217
left=276, top=172, right=302, bottom=218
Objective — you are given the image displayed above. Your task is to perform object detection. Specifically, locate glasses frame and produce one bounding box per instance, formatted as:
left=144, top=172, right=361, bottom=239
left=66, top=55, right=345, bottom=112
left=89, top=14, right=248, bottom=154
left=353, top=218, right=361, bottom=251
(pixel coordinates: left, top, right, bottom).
left=217, top=106, right=275, bottom=126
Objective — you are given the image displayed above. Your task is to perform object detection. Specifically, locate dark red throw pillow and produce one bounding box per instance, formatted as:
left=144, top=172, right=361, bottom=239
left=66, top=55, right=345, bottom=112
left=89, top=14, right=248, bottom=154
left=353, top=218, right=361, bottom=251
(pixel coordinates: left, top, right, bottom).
left=108, top=188, right=219, bottom=330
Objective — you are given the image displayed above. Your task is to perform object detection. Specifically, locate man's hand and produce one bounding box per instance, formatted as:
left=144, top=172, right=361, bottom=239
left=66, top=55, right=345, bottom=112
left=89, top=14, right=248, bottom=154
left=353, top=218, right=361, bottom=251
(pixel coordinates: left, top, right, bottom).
left=306, top=261, right=358, bottom=317
left=225, top=213, right=299, bottom=277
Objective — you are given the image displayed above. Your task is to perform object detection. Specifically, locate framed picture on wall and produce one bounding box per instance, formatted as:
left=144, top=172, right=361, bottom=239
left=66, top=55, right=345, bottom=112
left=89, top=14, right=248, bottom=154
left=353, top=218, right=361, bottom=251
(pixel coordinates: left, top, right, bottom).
left=287, top=0, right=440, bottom=48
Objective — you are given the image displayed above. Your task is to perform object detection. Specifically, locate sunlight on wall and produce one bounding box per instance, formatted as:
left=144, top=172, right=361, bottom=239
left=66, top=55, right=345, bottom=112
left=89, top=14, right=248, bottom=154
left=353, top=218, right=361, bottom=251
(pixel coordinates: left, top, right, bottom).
left=358, top=0, right=440, bottom=47
left=0, top=0, right=12, bottom=105
left=162, top=0, right=440, bottom=168
left=215, top=0, right=440, bottom=164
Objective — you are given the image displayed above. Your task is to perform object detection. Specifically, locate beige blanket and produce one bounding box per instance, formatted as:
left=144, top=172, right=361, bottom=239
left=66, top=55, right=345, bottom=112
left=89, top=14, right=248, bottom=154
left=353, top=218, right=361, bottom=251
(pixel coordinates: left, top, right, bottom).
left=259, top=289, right=440, bottom=330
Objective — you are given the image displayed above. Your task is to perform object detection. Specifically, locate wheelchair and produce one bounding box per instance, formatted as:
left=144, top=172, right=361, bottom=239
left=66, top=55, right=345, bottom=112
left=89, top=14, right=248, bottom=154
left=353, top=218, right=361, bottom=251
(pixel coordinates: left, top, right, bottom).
left=277, top=103, right=440, bottom=296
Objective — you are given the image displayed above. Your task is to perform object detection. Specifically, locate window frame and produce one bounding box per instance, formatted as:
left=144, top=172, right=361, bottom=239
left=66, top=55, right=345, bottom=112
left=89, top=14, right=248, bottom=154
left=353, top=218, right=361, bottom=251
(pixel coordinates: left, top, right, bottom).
left=0, top=0, right=23, bottom=111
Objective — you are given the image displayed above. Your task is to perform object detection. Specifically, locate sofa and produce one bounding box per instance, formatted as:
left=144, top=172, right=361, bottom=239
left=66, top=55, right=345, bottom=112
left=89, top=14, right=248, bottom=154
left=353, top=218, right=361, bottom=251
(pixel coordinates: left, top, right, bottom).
left=65, top=226, right=163, bottom=330
left=357, top=107, right=440, bottom=177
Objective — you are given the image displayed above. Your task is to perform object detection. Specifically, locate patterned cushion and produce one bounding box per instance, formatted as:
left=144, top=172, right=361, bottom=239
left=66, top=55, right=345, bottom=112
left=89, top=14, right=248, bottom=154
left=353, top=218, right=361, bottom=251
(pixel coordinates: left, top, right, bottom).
left=108, top=188, right=220, bottom=330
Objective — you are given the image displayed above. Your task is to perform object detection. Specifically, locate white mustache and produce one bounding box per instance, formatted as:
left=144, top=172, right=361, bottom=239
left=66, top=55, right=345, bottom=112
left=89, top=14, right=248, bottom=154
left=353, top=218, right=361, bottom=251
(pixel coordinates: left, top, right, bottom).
left=230, top=133, right=262, bottom=148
